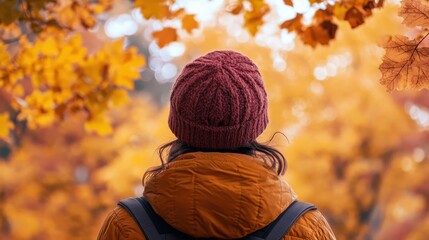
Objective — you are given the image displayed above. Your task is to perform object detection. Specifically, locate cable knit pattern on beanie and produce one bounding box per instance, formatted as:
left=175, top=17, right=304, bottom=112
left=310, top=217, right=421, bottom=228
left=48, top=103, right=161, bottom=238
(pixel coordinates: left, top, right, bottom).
left=168, top=50, right=268, bottom=149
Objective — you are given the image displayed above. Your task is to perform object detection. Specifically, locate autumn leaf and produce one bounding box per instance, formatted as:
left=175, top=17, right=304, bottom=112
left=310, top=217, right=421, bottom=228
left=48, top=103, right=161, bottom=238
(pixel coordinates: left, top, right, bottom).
left=135, top=0, right=170, bottom=19
left=109, top=89, right=129, bottom=107
left=345, top=7, right=365, bottom=28
left=280, top=14, right=303, bottom=33
left=314, top=8, right=334, bottom=24
left=333, top=2, right=349, bottom=20
left=244, top=0, right=270, bottom=36
left=0, top=112, right=14, bottom=139
left=284, top=0, right=293, bottom=6
left=84, top=113, right=113, bottom=136
left=399, top=0, right=429, bottom=28
left=0, top=1, right=21, bottom=25
left=300, top=21, right=338, bottom=48
left=377, top=0, right=385, bottom=8
left=152, top=27, right=178, bottom=48
left=169, top=8, right=185, bottom=18
left=225, top=0, right=243, bottom=15
left=362, top=0, right=376, bottom=15
left=379, top=35, right=429, bottom=91
left=309, top=0, right=324, bottom=4
left=182, top=14, right=199, bottom=34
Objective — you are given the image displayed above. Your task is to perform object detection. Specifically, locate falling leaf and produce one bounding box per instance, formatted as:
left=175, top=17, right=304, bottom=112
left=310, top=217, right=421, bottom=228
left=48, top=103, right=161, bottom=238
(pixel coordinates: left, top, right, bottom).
left=152, top=27, right=178, bottom=48
left=379, top=35, right=429, bottom=91
left=399, top=0, right=429, bottom=28
left=345, top=7, right=365, bottom=28
left=284, top=0, right=293, bottom=6
left=182, top=14, right=199, bottom=34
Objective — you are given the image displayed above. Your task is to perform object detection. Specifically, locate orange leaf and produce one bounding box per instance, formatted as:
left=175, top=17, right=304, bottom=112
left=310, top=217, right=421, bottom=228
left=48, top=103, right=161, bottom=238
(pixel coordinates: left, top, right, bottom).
left=313, top=8, right=333, bottom=24
left=135, top=0, right=170, bottom=19
left=377, top=0, right=385, bottom=7
left=170, top=8, right=185, bottom=18
left=0, top=1, right=21, bottom=25
left=300, top=21, right=337, bottom=48
left=225, top=0, right=243, bottom=15
left=280, top=14, right=303, bottom=33
left=345, top=7, right=365, bottom=28
left=152, top=27, right=177, bottom=48
left=399, top=0, right=429, bottom=28
left=182, top=14, right=199, bottom=34
left=362, top=0, right=376, bottom=16
left=284, top=0, right=293, bottom=6
left=379, top=35, right=429, bottom=91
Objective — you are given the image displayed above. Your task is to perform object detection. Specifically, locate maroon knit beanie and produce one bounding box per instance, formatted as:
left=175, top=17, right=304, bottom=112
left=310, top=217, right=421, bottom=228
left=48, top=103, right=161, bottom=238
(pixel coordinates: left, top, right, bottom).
left=168, top=50, right=268, bottom=149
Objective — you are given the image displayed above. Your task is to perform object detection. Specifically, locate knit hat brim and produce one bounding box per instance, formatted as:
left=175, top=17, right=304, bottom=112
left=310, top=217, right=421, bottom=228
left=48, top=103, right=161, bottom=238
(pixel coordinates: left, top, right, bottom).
left=168, top=108, right=268, bottom=149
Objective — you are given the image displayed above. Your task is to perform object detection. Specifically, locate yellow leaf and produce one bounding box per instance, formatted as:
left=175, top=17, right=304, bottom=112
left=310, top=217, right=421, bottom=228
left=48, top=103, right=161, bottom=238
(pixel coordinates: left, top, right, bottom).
left=34, top=111, right=56, bottom=127
left=182, top=14, right=199, bottom=34
left=81, top=55, right=104, bottom=87
left=244, top=0, right=270, bottom=36
left=0, top=113, right=14, bottom=139
left=109, top=89, right=129, bottom=107
left=0, top=42, right=9, bottom=64
left=333, top=3, right=349, bottom=20
left=35, top=36, right=59, bottom=56
left=98, top=41, right=145, bottom=88
left=84, top=113, right=113, bottom=136
left=135, top=0, right=170, bottom=19
left=152, top=27, right=178, bottom=48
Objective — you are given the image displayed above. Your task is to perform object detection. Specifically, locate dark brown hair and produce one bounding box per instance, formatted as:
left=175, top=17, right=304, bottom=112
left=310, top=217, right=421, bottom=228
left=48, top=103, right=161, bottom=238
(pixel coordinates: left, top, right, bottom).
left=142, top=134, right=287, bottom=186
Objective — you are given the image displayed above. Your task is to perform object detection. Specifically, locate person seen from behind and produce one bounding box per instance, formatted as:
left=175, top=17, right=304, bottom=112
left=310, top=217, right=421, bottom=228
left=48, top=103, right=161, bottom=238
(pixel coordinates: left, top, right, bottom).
left=97, top=50, right=336, bottom=240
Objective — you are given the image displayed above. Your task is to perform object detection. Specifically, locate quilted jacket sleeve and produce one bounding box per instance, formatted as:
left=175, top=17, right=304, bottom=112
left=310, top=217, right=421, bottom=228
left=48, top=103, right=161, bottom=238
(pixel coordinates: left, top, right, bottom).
left=97, top=206, right=146, bottom=240
left=285, top=209, right=336, bottom=240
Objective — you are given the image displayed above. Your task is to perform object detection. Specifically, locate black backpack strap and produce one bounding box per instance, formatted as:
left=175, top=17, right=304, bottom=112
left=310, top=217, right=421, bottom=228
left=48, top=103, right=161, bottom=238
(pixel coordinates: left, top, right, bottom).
left=246, top=200, right=316, bottom=240
left=118, top=197, right=162, bottom=240
left=119, top=197, right=315, bottom=240
left=118, top=197, right=190, bottom=240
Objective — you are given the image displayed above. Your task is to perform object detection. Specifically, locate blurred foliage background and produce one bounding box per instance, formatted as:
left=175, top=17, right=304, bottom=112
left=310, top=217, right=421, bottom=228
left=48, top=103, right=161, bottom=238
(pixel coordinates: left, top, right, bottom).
left=1, top=0, right=429, bottom=239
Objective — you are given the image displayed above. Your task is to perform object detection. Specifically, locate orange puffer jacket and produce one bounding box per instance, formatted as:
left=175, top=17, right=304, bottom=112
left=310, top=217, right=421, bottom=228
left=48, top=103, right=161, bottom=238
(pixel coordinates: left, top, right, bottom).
left=98, top=152, right=336, bottom=240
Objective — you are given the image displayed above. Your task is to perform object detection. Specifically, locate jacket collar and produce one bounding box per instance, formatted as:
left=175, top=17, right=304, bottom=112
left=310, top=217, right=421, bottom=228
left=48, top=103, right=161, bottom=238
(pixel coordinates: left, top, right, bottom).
left=144, top=152, right=297, bottom=239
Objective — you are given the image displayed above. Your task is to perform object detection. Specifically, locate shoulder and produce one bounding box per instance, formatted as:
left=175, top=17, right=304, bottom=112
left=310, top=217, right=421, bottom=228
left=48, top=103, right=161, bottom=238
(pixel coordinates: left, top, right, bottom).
left=284, top=209, right=336, bottom=240
left=97, top=206, right=146, bottom=240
